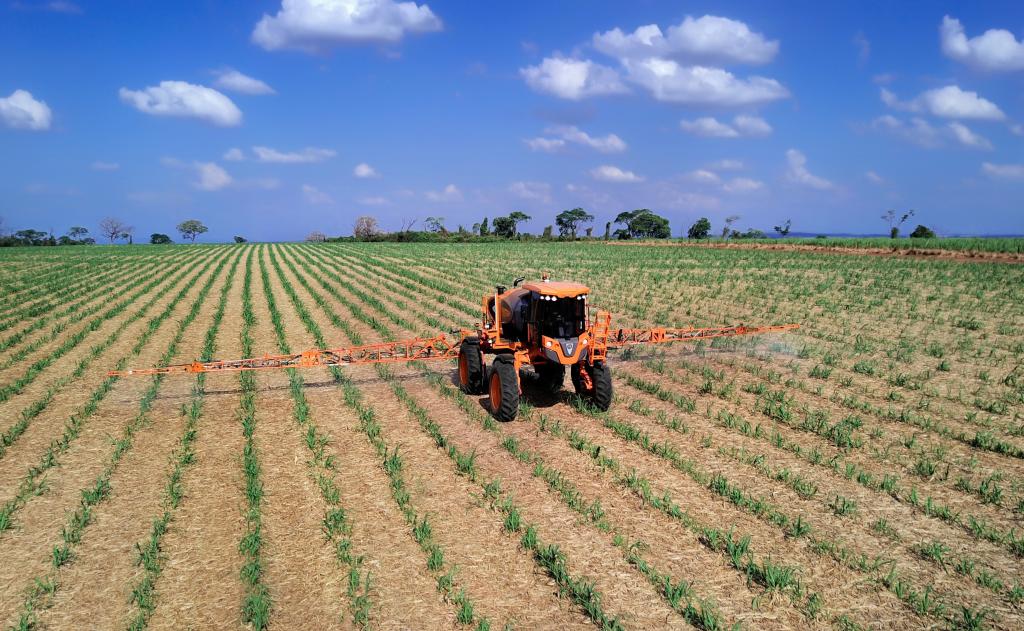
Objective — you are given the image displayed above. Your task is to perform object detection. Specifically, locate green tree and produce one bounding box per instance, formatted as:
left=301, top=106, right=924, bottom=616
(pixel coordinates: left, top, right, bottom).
left=508, top=211, right=530, bottom=236
left=721, top=215, right=740, bottom=239
left=176, top=219, right=208, bottom=243
left=479, top=217, right=489, bottom=236
left=67, top=226, right=89, bottom=240
left=882, top=209, right=915, bottom=238
left=688, top=217, right=711, bottom=239
left=492, top=216, right=516, bottom=238
left=234, top=235, right=247, bottom=243
left=424, top=216, right=446, bottom=233
left=541, top=225, right=553, bottom=239
left=909, top=224, right=936, bottom=239
left=150, top=233, right=173, bottom=244
left=773, top=219, right=792, bottom=237
left=555, top=207, right=594, bottom=239
left=613, top=209, right=670, bottom=239
left=603, top=221, right=611, bottom=240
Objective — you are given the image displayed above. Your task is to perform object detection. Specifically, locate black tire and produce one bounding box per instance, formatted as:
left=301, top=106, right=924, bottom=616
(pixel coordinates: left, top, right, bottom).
left=571, top=360, right=613, bottom=411
left=536, top=362, right=565, bottom=394
left=458, top=338, right=486, bottom=394
left=489, top=356, right=519, bottom=422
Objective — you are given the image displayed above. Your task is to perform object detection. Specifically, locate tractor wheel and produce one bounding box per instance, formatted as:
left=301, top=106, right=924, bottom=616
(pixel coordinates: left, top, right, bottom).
left=489, top=356, right=519, bottom=422
left=458, top=337, right=486, bottom=395
left=536, top=362, right=565, bottom=394
left=571, top=361, right=613, bottom=411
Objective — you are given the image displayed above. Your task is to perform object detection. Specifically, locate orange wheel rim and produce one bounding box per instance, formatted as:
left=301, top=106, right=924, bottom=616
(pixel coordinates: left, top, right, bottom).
left=490, top=373, right=501, bottom=408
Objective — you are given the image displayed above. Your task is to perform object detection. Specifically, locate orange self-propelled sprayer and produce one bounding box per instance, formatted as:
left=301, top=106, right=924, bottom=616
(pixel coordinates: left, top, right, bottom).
left=110, top=275, right=799, bottom=422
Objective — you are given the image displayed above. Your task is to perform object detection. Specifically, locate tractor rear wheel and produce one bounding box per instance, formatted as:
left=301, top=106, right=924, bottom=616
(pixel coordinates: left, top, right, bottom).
left=536, top=362, right=565, bottom=394
left=571, top=360, right=613, bottom=411
left=489, top=356, right=519, bottom=422
left=458, top=337, right=486, bottom=395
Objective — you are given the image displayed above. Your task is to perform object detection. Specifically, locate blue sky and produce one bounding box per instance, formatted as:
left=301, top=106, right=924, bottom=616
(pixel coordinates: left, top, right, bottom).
left=2, top=1, right=1023, bottom=242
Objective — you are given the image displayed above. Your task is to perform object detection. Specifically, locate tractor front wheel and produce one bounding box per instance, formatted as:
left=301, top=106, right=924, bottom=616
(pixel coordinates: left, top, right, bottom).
left=489, top=356, right=520, bottom=422
left=571, top=360, right=613, bottom=411
left=458, top=337, right=486, bottom=394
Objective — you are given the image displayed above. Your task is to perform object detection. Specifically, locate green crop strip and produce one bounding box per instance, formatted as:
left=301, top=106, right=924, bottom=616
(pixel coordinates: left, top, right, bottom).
left=0, top=250, right=226, bottom=534
left=11, top=251, right=230, bottom=630
left=125, top=248, right=241, bottom=630
left=258, top=246, right=371, bottom=628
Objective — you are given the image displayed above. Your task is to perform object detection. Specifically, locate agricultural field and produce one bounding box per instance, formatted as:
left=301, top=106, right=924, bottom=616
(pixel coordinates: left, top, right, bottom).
left=0, top=242, right=1022, bottom=631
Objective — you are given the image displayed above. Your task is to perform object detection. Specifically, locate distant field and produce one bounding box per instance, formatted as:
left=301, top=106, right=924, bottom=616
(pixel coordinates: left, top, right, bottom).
left=0, top=242, right=1022, bottom=630
left=674, top=237, right=1024, bottom=255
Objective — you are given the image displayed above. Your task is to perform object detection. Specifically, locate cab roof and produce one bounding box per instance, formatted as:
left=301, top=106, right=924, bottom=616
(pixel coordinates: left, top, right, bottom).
left=522, top=281, right=589, bottom=298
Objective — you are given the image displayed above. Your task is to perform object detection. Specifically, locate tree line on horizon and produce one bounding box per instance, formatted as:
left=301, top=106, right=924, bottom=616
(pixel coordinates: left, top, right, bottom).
left=1, top=208, right=939, bottom=247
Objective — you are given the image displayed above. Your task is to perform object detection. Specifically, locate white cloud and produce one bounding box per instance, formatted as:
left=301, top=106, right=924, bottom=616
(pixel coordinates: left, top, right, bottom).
left=252, top=0, right=442, bottom=51
left=590, top=165, right=644, bottom=183
left=947, top=122, right=992, bottom=150
left=425, top=183, right=462, bottom=201
left=680, top=117, right=738, bottom=137
left=252, top=146, right=336, bottom=163
left=0, top=89, right=52, bottom=130
left=91, top=161, right=119, bottom=171
left=358, top=196, right=389, bottom=205
left=940, top=15, right=1024, bottom=72
left=784, top=149, right=832, bottom=190
left=723, top=177, right=763, bottom=193
left=871, top=115, right=942, bottom=148
left=193, top=162, right=232, bottom=191
left=302, top=184, right=333, bottom=204
left=981, top=162, right=1024, bottom=180
left=119, top=81, right=242, bottom=126
left=593, top=15, right=779, bottom=65
left=881, top=85, right=1004, bottom=121
left=853, top=31, right=870, bottom=64
left=508, top=181, right=551, bottom=203
left=680, top=114, right=771, bottom=138
left=214, top=69, right=276, bottom=95
left=353, top=162, right=380, bottom=178
left=547, top=125, right=626, bottom=152
left=708, top=159, right=743, bottom=170
left=524, top=137, right=567, bottom=152
left=684, top=169, right=721, bottom=184
left=520, top=56, right=628, bottom=100
left=865, top=170, right=885, bottom=184
left=733, top=114, right=772, bottom=136
left=223, top=147, right=245, bottom=161
left=623, top=59, right=788, bottom=107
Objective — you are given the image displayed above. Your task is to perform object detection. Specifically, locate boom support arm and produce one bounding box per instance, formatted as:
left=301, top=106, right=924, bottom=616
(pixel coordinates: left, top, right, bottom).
left=605, top=323, right=799, bottom=347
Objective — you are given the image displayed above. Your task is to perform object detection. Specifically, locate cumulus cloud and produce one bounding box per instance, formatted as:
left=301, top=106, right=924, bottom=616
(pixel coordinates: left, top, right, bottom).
left=708, top=159, right=744, bottom=170
left=119, top=81, right=242, bottom=126
left=865, top=170, right=885, bottom=184
left=524, top=137, right=567, bottom=152
left=302, top=184, right=333, bottom=204
left=425, top=183, right=462, bottom=201
left=684, top=169, right=721, bottom=183
left=358, top=196, right=390, bottom=205
left=508, top=181, right=552, bottom=203
left=981, top=162, right=1024, bottom=180
left=252, top=146, right=336, bottom=163
left=784, top=149, right=832, bottom=190
left=592, top=15, right=779, bottom=65
left=0, top=89, right=52, bottom=130
left=252, top=0, right=442, bottom=51
left=871, top=115, right=993, bottom=149
left=880, top=85, right=1004, bottom=121
left=680, top=114, right=771, bottom=137
left=947, top=122, right=992, bottom=150
left=91, top=161, right=119, bottom=171
left=223, top=147, right=245, bottom=161
left=940, top=15, right=1024, bottom=72
left=526, top=125, right=626, bottom=152
left=353, top=162, right=380, bottom=178
left=521, top=56, right=628, bottom=100
left=214, top=69, right=276, bottom=95
left=590, top=165, right=644, bottom=183
left=623, top=59, right=788, bottom=106
left=723, top=177, right=763, bottom=193
left=193, top=162, right=232, bottom=191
